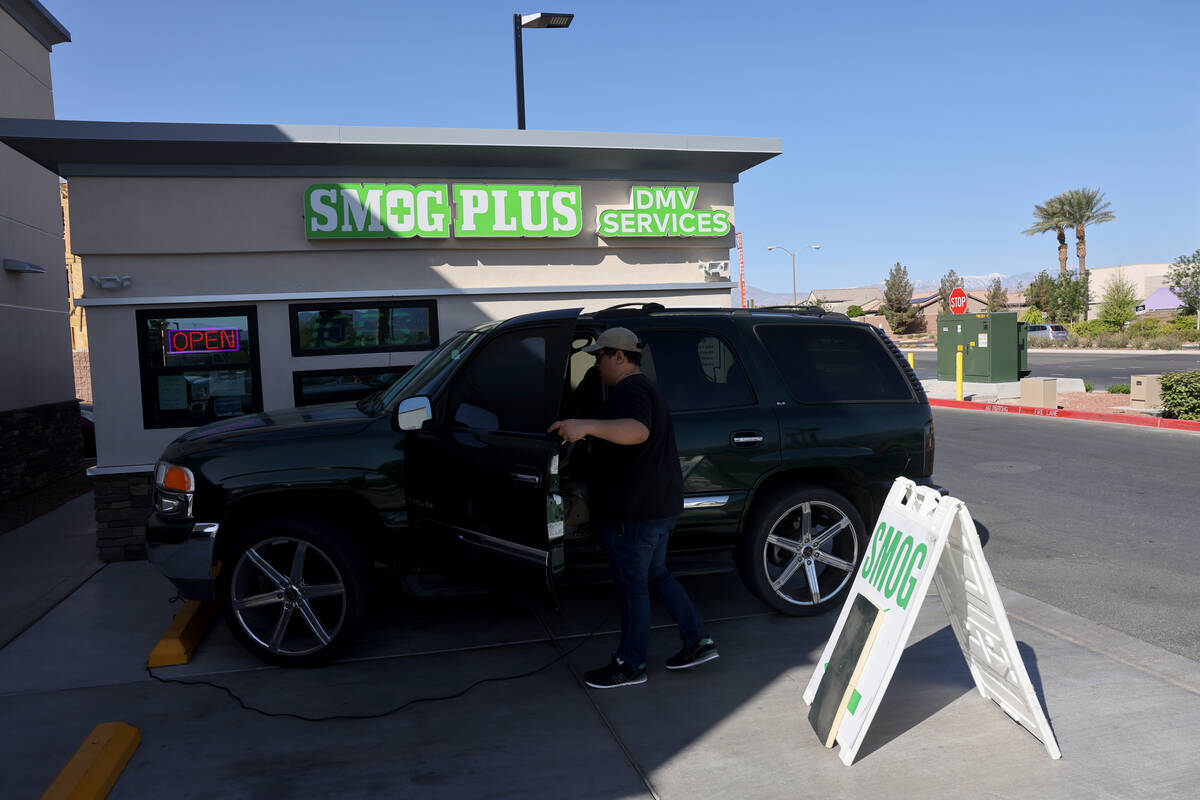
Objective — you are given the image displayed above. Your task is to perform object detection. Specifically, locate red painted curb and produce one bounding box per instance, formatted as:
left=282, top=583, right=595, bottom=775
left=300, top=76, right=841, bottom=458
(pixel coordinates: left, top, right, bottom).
left=929, top=398, right=1200, bottom=431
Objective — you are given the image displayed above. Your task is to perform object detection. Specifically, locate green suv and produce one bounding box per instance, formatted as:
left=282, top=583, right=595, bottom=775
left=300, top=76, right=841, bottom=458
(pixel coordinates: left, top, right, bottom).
left=146, top=305, right=935, bottom=666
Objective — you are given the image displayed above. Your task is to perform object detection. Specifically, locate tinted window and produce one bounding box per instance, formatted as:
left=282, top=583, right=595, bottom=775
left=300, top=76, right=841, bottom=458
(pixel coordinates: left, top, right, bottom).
left=290, top=300, right=437, bottom=355
left=637, top=330, right=755, bottom=412
left=136, top=307, right=262, bottom=428
left=293, top=366, right=412, bottom=407
left=449, top=330, right=548, bottom=432
left=756, top=324, right=913, bottom=403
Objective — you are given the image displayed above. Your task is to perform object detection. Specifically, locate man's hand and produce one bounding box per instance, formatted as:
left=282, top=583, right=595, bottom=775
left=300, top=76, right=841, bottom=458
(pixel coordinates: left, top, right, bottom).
left=550, top=418, right=649, bottom=445
left=549, top=418, right=592, bottom=443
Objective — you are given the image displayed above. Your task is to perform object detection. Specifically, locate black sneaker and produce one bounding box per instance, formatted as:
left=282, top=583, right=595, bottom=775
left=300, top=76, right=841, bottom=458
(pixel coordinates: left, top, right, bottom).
left=584, top=657, right=647, bottom=689
left=665, top=638, right=719, bottom=670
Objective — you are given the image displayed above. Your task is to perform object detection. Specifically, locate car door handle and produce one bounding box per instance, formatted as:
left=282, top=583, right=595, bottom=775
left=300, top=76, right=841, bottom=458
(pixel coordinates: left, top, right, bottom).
left=512, top=471, right=542, bottom=486
left=730, top=431, right=764, bottom=447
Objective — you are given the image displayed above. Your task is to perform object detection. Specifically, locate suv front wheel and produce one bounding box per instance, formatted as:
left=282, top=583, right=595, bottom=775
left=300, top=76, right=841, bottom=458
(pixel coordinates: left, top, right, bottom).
left=737, top=485, right=866, bottom=616
left=221, top=517, right=370, bottom=667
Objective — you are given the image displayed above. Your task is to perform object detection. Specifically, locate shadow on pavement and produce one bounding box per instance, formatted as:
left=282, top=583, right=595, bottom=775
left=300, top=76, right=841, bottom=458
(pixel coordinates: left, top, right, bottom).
left=1018, top=640, right=1057, bottom=735
left=854, top=623, right=976, bottom=761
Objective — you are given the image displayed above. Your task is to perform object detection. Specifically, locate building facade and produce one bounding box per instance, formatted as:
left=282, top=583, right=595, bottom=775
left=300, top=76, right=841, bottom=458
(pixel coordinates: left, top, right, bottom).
left=0, top=1, right=75, bottom=505
left=0, top=120, right=778, bottom=558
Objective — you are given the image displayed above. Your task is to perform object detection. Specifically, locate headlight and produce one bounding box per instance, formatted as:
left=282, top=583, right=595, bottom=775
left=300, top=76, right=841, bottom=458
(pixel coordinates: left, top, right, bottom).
left=155, top=462, right=195, bottom=492
left=154, top=462, right=195, bottom=517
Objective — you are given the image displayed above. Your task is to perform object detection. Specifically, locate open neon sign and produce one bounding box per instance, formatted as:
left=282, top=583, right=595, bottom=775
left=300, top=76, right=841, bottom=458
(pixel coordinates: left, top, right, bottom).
left=167, top=328, right=240, bottom=354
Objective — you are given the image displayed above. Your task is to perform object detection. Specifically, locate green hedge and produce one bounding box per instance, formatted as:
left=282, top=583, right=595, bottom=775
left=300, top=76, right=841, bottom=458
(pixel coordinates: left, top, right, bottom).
left=1161, top=371, right=1200, bottom=420
left=1072, top=319, right=1120, bottom=336
left=1107, top=383, right=1131, bottom=394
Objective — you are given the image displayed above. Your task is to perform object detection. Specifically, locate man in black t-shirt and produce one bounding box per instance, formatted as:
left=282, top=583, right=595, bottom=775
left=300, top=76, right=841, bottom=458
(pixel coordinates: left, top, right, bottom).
left=550, top=327, right=718, bottom=689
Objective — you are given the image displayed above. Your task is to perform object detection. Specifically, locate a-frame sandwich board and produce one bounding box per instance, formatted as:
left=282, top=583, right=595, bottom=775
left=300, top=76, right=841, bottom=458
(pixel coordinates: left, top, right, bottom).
left=803, top=478, right=1061, bottom=765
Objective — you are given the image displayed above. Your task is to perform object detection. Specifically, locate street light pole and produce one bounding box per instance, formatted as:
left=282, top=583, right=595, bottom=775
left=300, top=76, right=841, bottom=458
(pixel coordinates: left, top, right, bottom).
left=513, top=14, right=526, bottom=130
left=767, top=244, right=821, bottom=306
left=512, top=12, right=573, bottom=130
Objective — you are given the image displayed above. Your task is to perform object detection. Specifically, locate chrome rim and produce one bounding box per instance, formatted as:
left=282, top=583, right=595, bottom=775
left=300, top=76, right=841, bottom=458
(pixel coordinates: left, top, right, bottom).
left=229, top=537, right=347, bottom=657
left=761, top=500, right=858, bottom=607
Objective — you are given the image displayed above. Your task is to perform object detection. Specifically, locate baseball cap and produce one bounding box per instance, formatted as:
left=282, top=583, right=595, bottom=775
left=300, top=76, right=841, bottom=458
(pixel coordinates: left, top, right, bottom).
left=582, top=327, right=641, bottom=354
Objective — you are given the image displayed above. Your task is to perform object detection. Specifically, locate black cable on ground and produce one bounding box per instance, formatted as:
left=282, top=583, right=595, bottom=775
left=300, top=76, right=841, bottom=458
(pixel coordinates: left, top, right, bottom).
left=144, top=607, right=614, bottom=723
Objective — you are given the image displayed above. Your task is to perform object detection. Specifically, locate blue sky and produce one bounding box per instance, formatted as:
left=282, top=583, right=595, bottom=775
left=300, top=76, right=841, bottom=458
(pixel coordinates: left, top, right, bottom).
left=43, top=0, right=1199, bottom=294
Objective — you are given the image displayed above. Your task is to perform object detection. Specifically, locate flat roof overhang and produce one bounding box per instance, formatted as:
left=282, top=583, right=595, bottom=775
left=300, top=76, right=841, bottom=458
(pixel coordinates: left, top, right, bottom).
left=0, top=119, right=780, bottom=182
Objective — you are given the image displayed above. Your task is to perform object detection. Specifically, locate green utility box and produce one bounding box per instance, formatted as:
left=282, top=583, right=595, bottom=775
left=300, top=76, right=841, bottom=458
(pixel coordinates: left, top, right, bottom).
left=936, top=312, right=1030, bottom=382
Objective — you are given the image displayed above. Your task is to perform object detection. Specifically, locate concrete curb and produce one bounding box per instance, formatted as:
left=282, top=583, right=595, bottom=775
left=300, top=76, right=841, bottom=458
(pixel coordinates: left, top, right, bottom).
left=929, top=398, right=1200, bottom=431
left=147, top=600, right=217, bottom=668
left=41, top=721, right=141, bottom=800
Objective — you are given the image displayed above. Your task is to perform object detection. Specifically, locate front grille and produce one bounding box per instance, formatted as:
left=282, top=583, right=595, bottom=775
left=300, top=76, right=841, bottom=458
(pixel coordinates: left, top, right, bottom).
left=873, top=327, right=927, bottom=402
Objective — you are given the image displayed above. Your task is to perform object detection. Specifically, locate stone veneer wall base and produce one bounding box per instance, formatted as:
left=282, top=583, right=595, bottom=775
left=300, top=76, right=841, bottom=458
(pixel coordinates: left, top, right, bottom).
left=94, top=472, right=152, bottom=561
left=0, top=399, right=83, bottom=505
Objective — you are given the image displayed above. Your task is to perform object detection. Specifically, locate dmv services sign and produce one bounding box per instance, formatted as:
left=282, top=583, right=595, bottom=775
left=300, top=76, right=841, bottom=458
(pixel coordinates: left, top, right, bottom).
left=598, top=186, right=731, bottom=237
left=304, top=183, right=731, bottom=240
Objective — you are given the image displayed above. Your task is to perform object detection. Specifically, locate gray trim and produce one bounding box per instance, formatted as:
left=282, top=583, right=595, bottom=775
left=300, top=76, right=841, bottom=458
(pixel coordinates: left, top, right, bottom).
left=0, top=0, right=71, bottom=49
left=88, top=464, right=156, bottom=476
left=0, top=118, right=780, bottom=179
left=75, top=281, right=735, bottom=307
left=683, top=495, right=730, bottom=509
left=0, top=302, right=67, bottom=313
left=55, top=163, right=744, bottom=183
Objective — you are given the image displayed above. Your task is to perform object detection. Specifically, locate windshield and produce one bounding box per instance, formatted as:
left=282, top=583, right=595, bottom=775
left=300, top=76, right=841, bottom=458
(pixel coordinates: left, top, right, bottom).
left=370, top=326, right=493, bottom=413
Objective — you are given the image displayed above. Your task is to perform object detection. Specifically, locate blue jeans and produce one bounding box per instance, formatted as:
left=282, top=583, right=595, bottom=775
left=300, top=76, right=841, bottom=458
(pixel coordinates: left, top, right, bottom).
left=600, top=516, right=708, bottom=670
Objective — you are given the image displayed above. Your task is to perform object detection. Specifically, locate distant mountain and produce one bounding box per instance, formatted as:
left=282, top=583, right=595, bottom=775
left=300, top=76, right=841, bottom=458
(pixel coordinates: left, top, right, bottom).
left=729, top=285, right=818, bottom=307
left=733, top=271, right=1048, bottom=307
left=880, top=270, right=1043, bottom=293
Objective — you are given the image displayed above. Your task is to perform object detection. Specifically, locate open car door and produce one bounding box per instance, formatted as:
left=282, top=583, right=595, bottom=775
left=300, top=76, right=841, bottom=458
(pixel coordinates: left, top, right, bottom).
left=403, top=309, right=579, bottom=605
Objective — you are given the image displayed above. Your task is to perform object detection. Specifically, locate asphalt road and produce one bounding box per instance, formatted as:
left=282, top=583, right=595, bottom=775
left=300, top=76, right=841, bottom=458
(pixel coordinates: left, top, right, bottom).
left=911, top=350, right=1200, bottom=389
left=932, top=406, right=1200, bottom=661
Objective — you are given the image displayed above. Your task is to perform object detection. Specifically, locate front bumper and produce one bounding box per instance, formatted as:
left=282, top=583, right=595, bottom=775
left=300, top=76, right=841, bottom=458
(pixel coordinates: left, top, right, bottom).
left=146, top=513, right=219, bottom=600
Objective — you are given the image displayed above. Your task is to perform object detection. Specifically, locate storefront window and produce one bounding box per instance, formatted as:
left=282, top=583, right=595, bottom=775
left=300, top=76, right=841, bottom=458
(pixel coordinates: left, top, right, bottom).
left=136, top=307, right=263, bottom=429
left=289, top=300, right=437, bottom=356
left=292, top=366, right=412, bottom=407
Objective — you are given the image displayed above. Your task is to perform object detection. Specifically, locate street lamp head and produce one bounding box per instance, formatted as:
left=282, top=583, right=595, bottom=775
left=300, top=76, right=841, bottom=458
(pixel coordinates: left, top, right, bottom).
left=810, top=245, right=821, bottom=251
left=521, top=12, right=574, bottom=28
left=766, top=245, right=777, bottom=251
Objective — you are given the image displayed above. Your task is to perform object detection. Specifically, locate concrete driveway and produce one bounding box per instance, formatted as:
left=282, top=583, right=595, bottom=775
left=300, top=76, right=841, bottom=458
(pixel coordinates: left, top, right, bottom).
left=2, top=518, right=1199, bottom=799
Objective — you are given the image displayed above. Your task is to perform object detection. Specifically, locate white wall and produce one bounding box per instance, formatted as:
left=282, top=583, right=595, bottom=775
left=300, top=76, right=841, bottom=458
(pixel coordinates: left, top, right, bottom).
left=0, top=9, right=73, bottom=412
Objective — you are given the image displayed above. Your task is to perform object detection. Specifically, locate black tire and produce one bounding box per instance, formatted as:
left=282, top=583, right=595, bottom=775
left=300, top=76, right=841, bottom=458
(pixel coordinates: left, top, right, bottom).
left=736, top=485, right=866, bottom=616
left=221, top=517, right=370, bottom=667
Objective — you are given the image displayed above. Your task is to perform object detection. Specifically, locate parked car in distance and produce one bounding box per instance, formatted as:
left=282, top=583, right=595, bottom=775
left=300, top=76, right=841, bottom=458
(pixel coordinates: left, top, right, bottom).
left=1026, top=323, right=1068, bottom=341
left=146, top=304, right=936, bottom=666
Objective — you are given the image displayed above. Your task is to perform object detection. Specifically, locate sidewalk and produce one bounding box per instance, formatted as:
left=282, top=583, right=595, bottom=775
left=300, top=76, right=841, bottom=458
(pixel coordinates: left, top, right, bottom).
left=0, top=492, right=103, bottom=649
left=1, top=497, right=1198, bottom=797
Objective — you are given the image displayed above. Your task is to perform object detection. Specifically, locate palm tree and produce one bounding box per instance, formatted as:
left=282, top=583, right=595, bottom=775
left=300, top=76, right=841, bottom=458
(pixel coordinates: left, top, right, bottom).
left=1058, top=187, right=1115, bottom=278
left=1022, top=196, right=1070, bottom=276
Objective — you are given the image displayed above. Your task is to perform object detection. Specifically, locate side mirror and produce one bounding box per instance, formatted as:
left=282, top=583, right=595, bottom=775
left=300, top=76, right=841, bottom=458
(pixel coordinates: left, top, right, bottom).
left=395, top=396, right=432, bottom=431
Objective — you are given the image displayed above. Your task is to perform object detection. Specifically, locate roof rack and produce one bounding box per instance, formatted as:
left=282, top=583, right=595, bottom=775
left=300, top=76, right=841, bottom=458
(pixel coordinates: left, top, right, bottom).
left=593, top=302, right=666, bottom=316
left=755, top=305, right=851, bottom=320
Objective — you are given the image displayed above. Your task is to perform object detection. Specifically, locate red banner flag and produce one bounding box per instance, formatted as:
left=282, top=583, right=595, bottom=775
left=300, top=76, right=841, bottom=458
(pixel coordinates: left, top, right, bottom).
left=736, top=232, right=747, bottom=308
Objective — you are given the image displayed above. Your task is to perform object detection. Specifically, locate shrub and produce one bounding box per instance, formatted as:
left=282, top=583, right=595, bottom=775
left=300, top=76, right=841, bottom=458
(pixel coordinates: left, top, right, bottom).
left=1066, top=332, right=1082, bottom=348
left=1136, top=318, right=1164, bottom=333
left=1072, top=319, right=1119, bottom=336
left=1021, top=306, right=1044, bottom=325
left=847, top=305, right=864, bottom=318
left=1107, top=383, right=1130, bottom=394
left=1160, top=370, right=1200, bottom=420
left=1149, top=334, right=1182, bottom=350
left=1095, top=332, right=1129, bottom=348
left=1128, top=334, right=1148, bottom=350
left=1085, top=381, right=1094, bottom=392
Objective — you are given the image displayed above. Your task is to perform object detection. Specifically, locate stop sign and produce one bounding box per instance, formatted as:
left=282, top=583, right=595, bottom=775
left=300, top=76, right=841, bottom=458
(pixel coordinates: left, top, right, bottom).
left=949, top=287, right=968, bottom=315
